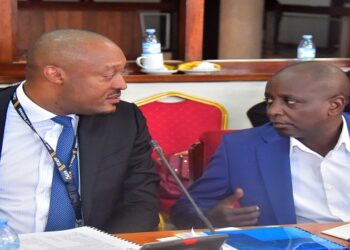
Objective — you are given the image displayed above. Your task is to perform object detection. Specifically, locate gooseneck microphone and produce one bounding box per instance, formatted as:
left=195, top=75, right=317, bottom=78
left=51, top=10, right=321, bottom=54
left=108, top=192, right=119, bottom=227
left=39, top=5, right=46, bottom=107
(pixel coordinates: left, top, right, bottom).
left=150, top=140, right=216, bottom=233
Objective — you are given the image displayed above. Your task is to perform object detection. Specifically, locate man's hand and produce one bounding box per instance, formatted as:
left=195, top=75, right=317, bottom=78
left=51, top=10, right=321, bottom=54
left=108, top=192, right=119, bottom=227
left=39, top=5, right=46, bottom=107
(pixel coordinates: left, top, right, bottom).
left=206, top=188, right=260, bottom=227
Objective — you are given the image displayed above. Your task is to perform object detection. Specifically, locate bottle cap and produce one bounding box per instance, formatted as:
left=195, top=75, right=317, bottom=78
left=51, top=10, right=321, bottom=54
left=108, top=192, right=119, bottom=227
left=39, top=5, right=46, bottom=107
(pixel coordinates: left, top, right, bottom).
left=145, top=28, right=156, bottom=33
left=302, top=34, right=312, bottom=39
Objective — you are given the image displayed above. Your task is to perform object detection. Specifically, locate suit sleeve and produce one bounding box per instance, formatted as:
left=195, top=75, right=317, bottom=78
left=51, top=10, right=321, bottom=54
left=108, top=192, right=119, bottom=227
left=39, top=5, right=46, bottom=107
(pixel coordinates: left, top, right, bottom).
left=170, top=135, right=233, bottom=229
left=105, top=104, right=160, bottom=233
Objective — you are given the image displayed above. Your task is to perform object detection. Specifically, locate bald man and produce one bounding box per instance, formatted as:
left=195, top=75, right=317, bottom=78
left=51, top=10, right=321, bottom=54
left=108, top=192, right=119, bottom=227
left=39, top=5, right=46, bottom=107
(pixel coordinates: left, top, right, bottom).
left=0, top=29, right=159, bottom=234
left=171, top=61, right=350, bottom=229
left=247, top=70, right=350, bottom=127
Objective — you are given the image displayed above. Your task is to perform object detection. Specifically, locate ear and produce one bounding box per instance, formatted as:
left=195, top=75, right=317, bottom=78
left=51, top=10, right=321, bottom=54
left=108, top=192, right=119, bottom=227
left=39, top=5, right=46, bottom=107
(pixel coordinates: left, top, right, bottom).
left=43, top=65, right=64, bottom=85
left=328, top=95, right=346, bottom=116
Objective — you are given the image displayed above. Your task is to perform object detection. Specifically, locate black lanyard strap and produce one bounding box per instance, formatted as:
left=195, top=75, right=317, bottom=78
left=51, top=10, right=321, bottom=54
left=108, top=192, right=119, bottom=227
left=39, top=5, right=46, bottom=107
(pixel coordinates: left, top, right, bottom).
left=11, top=91, right=83, bottom=226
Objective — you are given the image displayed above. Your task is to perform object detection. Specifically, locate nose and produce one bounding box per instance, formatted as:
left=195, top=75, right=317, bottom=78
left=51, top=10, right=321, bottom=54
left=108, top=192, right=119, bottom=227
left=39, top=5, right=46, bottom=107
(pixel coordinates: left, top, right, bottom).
left=112, top=74, right=127, bottom=90
left=267, top=100, right=284, bottom=118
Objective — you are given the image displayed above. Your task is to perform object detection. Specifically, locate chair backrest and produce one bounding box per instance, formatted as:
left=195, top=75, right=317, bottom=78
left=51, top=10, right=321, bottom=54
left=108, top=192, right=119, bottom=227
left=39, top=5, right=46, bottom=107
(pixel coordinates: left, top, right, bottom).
left=136, top=91, right=228, bottom=156
left=189, top=130, right=235, bottom=181
left=136, top=92, right=228, bottom=215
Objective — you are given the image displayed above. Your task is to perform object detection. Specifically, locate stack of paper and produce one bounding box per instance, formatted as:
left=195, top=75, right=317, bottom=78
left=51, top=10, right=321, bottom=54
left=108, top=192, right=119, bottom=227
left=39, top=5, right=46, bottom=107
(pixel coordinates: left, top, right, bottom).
left=322, top=223, right=350, bottom=241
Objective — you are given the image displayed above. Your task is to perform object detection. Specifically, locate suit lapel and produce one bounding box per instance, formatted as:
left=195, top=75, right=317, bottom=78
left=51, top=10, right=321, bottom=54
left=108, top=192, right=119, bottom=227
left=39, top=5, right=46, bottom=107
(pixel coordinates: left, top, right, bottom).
left=78, top=115, right=109, bottom=221
left=256, top=127, right=296, bottom=224
left=344, top=113, right=350, bottom=133
left=0, top=86, right=18, bottom=156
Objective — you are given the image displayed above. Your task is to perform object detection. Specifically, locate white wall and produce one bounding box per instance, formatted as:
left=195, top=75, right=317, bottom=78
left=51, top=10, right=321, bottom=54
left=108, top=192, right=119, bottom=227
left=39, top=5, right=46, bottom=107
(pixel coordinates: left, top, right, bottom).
left=121, top=81, right=267, bottom=130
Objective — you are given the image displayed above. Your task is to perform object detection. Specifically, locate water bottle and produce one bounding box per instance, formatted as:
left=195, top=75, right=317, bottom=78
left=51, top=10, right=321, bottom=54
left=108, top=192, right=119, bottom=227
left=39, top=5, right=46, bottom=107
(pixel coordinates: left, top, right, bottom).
left=297, top=34, right=316, bottom=60
left=142, top=29, right=161, bottom=54
left=0, top=219, right=20, bottom=250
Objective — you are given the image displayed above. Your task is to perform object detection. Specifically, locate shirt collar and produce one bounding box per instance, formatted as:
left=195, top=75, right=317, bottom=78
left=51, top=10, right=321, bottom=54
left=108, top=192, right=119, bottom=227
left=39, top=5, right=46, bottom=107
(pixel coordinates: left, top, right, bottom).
left=16, top=81, right=77, bottom=124
left=290, top=115, right=350, bottom=155
left=334, top=115, right=350, bottom=152
left=290, top=137, right=314, bottom=155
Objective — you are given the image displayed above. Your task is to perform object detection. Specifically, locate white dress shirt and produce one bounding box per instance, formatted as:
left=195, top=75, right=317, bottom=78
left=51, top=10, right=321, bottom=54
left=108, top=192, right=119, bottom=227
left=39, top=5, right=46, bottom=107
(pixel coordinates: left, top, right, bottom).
left=290, top=116, right=350, bottom=224
left=0, top=82, right=78, bottom=233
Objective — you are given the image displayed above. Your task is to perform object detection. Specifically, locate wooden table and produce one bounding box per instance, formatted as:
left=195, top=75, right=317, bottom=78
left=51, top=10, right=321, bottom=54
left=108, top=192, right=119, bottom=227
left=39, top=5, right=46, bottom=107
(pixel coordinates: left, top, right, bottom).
left=116, top=223, right=350, bottom=247
left=2, top=59, right=350, bottom=84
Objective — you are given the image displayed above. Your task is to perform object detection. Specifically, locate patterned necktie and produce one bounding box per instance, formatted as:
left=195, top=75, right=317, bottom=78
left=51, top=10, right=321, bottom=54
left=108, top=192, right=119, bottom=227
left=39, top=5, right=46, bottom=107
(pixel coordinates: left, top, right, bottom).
left=45, top=116, right=79, bottom=231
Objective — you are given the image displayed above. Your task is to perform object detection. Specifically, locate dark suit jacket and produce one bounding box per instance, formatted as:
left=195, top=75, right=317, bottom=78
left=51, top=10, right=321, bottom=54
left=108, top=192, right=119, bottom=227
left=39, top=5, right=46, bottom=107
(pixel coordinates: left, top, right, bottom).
left=171, top=114, right=350, bottom=228
left=0, top=86, right=160, bottom=233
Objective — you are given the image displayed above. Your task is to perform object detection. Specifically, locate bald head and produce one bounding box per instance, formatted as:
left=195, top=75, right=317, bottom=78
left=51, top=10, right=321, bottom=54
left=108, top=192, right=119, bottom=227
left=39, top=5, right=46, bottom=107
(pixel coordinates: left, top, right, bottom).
left=26, top=29, right=122, bottom=79
left=269, top=61, right=350, bottom=102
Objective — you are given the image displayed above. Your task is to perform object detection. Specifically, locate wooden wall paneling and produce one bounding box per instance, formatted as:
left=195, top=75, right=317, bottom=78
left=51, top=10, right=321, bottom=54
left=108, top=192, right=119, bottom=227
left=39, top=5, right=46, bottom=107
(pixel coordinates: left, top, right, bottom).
left=18, top=2, right=176, bottom=12
left=0, top=0, right=17, bottom=63
left=56, top=11, right=70, bottom=27
left=43, top=10, right=58, bottom=30
left=82, top=10, right=97, bottom=32
left=71, top=11, right=84, bottom=28
left=11, top=1, right=190, bottom=62
left=178, top=0, right=205, bottom=61
left=17, top=7, right=142, bottom=60
left=56, top=10, right=81, bottom=28
left=105, top=11, right=121, bottom=39
left=119, top=11, right=143, bottom=59
left=17, top=9, right=45, bottom=60
left=81, top=10, right=141, bottom=59
left=44, top=10, right=83, bottom=30
left=89, top=11, right=111, bottom=34
left=108, top=11, right=124, bottom=53
left=17, top=10, right=32, bottom=53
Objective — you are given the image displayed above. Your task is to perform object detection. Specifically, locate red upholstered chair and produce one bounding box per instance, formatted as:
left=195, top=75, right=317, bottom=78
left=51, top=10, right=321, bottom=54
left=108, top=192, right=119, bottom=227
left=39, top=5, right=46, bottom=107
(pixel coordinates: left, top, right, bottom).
left=189, top=130, right=235, bottom=181
left=136, top=92, right=228, bottom=156
left=136, top=92, right=228, bottom=215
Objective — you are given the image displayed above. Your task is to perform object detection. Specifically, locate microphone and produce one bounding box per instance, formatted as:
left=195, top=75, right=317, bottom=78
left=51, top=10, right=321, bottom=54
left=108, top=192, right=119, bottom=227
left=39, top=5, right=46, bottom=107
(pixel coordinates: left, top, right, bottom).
left=150, top=140, right=216, bottom=233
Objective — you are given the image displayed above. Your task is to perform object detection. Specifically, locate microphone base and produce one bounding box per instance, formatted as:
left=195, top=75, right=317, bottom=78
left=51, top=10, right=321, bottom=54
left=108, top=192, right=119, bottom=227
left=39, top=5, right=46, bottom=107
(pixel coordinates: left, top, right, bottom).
left=140, top=233, right=228, bottom=250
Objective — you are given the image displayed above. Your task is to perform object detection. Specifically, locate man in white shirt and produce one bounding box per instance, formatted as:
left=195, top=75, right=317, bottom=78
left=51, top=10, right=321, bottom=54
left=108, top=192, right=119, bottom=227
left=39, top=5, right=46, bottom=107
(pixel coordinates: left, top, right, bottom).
left=0, top=29, right=159, bottom=234
left=172, top=61, right=350, bottom=228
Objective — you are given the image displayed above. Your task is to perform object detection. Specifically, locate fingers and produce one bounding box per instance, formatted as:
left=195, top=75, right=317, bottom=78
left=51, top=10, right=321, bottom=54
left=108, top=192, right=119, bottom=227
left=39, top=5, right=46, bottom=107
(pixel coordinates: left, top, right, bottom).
left=206, top=188, right=260, bottom=227
left=223, top=206, right=260, bottom=226
left=207, top=204, right=260, bottom=227
left=221, top=188, right=244, bottom=207
left=232, top=188, right=244, bottom=208
left=233, top=188, right=244, bottom=200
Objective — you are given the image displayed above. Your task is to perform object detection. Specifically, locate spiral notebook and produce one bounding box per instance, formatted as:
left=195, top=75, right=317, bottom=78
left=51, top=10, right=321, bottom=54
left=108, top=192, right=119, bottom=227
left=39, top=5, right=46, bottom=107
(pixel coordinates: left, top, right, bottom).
left=19, top=226, right=141, bottom=250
